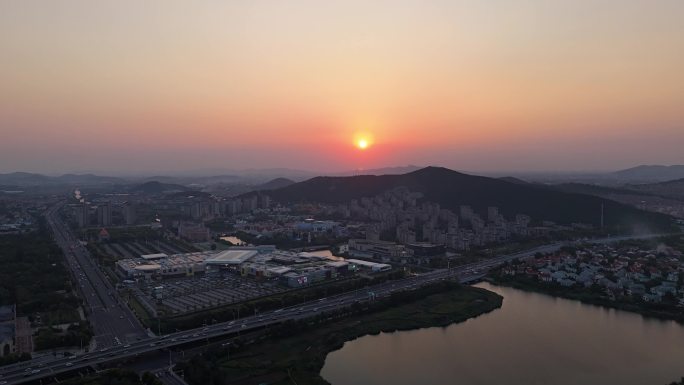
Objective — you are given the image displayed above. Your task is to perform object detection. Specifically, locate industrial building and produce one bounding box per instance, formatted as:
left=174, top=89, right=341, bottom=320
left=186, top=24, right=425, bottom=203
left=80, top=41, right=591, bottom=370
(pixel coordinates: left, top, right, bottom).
left=115, top=251, right=216, bottom=279
left=405, top=243, right=446, bottom=257
left=234, top=250, right=352, bottom=287
left=346, top=259, right=392, bottom=272
left=116, top=245, right=390, bottom=288
left=348, top=238, right=409, bottom=261
left=204, top=245, right=277, bottom=268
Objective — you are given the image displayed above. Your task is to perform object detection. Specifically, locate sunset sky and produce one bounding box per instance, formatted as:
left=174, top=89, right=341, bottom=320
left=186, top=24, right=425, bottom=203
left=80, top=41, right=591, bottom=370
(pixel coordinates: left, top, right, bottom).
left=1, top=1, right=683, bottom=175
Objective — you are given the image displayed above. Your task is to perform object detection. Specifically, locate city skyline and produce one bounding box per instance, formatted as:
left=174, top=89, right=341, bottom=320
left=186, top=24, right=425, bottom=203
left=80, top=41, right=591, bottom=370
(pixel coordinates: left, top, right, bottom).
left=2, top=0, right=683, bottom=174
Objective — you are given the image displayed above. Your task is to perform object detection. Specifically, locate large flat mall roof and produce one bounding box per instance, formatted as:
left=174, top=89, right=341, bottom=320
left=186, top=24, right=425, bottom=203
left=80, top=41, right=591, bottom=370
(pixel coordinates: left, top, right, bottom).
left=141, top=253, right=168, bottom=260
left=205, top=249, right=259, bottom=265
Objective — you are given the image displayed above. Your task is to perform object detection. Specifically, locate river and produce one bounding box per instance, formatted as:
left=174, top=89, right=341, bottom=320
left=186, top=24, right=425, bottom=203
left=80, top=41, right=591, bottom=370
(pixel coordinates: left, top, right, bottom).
left=321, top=282, right=684, bottom=385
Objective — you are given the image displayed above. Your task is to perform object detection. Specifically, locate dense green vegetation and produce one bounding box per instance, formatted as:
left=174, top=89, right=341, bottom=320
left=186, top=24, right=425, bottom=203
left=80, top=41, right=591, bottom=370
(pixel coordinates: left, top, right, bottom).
left=33, top=321, right=93, bottom=350
left=63, top=369, right=163, bottom=385
left=0, top=218, right=80, bottom=323
left=0, top=352, right=31, bottom=366
left=0, top=217, right=95, bottom=351
left=81, top=226, right=161, bottom=242
left=175, top=282, right=502, bottom=385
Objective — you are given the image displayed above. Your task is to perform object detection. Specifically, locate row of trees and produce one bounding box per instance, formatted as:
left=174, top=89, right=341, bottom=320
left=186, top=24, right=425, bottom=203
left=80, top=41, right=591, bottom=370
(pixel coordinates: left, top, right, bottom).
left=33, top=321, right=93, bottom=351
left=63, top=369, right=163, bottom=385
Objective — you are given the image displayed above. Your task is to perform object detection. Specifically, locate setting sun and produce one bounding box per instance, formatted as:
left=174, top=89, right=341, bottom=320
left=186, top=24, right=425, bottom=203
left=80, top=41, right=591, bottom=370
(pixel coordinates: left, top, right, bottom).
left=353, top=132, right=374, bottom=151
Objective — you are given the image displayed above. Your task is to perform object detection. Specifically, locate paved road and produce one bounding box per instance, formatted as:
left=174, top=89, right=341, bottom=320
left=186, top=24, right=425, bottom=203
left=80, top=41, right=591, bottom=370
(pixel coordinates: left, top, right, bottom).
left=45, top=202, right=148, bottom=348
left=0, top=268, right=487, bottom=384
left=0, top=230, right=672, bottom=385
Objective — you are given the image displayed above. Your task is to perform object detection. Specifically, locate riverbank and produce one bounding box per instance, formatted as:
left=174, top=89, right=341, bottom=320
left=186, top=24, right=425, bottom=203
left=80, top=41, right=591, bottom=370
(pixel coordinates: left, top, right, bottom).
left=488, top=275, right=684, bottom=323
left=175, top=282, right=503, bottom=385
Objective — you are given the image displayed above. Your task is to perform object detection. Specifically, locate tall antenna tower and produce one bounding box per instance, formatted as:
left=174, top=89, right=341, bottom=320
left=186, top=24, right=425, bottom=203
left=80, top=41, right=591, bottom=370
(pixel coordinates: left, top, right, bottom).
left=600, top=203, right=604, bottom=229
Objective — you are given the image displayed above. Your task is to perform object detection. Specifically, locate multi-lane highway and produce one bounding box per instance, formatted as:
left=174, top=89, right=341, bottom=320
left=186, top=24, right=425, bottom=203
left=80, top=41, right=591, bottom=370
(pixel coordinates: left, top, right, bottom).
left=0, top=212, right=672, bottom=385
left=0, top=236, right=576, bottom=385
left=45, top=202, right=148, bottom=348
left=0, top=266, right=478, bottom=384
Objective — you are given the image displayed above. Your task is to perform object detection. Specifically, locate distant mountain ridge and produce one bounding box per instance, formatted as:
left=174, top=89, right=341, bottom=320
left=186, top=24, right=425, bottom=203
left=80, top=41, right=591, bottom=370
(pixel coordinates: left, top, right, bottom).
left=254, top=178, right=296, bottom=191
left=130, top=181, right=190, bottom=194
left=626, top=178, right=684, bottom=200
left=612, top=165, right=684, bottom=182
left=0, top=172, right=124, bottom=186
left=262, top=166, right=672, bottom=231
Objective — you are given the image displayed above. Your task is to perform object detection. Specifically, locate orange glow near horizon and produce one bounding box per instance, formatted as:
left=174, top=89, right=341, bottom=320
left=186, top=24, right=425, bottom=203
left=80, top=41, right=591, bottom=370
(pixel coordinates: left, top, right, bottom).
left=1, top=1, right=683, bottom=173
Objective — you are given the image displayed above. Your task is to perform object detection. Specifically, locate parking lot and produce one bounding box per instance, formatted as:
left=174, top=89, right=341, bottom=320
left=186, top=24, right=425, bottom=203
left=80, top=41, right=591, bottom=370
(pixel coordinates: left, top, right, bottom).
left=100, top=239, right=195, bottom=260
left=141, top=273, right=286, bottom=315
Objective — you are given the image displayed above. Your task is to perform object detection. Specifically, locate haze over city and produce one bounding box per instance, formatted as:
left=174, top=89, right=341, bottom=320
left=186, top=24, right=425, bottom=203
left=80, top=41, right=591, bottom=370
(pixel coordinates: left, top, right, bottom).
left=2, top=0, right=683, bottom=174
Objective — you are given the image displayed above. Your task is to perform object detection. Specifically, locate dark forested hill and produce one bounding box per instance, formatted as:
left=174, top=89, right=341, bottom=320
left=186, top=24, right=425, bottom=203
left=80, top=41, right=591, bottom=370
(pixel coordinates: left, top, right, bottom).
left=263, top=167, right=673, bottom=231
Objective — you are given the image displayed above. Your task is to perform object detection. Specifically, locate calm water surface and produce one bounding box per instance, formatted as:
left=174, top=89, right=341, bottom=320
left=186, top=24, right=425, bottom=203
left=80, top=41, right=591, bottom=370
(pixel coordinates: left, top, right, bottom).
left=305, top=249, right=344, bottom=261
left=321, top=283, right=684, bottom=385
left=220, top=236, right=245, bottom=245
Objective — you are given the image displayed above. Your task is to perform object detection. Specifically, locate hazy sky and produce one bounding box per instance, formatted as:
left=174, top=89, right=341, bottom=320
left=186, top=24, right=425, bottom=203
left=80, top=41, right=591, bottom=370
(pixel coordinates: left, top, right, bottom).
left=1, top=1, right=683, bottom=175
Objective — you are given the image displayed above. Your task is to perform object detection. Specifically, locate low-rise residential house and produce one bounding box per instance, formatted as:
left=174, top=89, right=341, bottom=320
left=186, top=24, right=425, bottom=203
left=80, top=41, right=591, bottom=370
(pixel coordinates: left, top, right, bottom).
left=627, top=284, right=646, bottom=296
left=643, top=293, right=662, bottom=303
left=652, top=285, right=677, bottom=296
left=551, top=271, right=567, bottom=282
